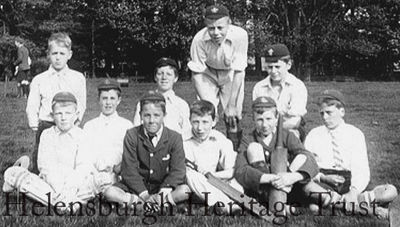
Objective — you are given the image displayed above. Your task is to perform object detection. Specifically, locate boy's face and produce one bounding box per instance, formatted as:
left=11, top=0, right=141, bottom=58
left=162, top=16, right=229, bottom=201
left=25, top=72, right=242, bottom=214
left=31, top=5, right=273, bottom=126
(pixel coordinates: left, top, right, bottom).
left=52, top=103, right=78, bottom=132
left=266, top=60, right=291, bottom=82
left=319, top=103, right=345, bottom=129
left=253, top=109, right=278, bottom=137
left=205, top=16, right=230, bottom=45
left=99, top=89, right=121, bottom=116
left=155, top=66, right=178, bottom=92
left=190, top=113, right=215, bottom=141
left=48, top=43, right=72, bottom=71
left=141, top=103, right=165, bottom=135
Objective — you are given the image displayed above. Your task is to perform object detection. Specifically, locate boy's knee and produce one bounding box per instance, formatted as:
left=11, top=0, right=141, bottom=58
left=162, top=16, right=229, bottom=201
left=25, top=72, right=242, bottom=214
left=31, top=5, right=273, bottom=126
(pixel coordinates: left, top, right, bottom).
left=247, top=142, right=264, bottom=164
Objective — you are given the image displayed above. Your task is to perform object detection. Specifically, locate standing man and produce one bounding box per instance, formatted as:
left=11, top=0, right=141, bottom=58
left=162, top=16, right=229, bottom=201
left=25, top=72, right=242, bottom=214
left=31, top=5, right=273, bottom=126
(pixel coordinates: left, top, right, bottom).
left=188, top=4, right=248, bottom=150
left=26, top=32, right=86, bottom=174
left=14, top=37, right=31, bottom=98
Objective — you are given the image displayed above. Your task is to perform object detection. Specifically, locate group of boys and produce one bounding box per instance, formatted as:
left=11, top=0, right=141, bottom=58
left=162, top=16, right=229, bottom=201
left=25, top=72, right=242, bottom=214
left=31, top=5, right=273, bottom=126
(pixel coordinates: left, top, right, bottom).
left=3, top=3, right=398, bottom=220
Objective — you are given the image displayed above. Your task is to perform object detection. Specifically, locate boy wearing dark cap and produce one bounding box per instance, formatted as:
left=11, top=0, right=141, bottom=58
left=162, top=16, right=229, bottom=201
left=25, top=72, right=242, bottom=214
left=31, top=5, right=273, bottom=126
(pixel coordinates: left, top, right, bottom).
left=3, top=92, right=95, bottom=212
left=188, top=4, right=248, bottom=150
left=81, top=79, right=133, bottom=193
left=304, top=89, right=397, bottom=216
left=133, top=57, right=190, bottom=135
left=234, top=96, right=318, bottom=211
left=253, top=44, right=307, bottom=140
left=104, top=91, right=190, bottom=210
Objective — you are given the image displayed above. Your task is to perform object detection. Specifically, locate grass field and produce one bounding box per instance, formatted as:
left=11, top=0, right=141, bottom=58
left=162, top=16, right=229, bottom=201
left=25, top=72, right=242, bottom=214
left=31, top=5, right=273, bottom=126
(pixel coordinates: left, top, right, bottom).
left=0, top=79, right=400, bottom=226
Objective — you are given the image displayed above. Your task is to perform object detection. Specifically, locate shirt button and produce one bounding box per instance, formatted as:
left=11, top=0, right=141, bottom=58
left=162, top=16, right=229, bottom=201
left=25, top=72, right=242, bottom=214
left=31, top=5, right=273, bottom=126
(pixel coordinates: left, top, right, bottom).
left=150, top=153, right=154, bottom=157
left=150, top=169, right=154, bottom=174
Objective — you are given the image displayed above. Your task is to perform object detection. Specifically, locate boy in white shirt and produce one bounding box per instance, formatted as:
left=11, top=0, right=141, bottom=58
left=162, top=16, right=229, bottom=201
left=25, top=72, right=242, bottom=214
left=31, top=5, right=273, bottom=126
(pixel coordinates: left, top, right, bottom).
left=133, top=57, right=190, bottom=135
left=81, top=79, right=133, bottom=192
left=184, top=100, right=243, bottom=214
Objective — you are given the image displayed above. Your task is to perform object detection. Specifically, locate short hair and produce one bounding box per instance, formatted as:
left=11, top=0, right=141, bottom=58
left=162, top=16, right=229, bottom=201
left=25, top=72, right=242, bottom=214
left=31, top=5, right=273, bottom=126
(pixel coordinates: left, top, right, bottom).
left=319, top=98, right=344, bottom=109
left=154, top=65, right=179, bottom=79
left=98, top=89, right=121, bottom=98
left=190, top=100, right=216, bottom=120
left=14, top=37, right=24, bottom=44
left=139, top=91, right=166, bottom=115
left=47, top=32, right=72, bottom=52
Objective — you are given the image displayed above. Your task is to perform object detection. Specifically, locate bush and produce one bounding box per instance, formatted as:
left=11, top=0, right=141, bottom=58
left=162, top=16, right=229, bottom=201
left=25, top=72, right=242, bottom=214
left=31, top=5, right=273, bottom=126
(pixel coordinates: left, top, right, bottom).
left=30, top=57, right=49, bottom=76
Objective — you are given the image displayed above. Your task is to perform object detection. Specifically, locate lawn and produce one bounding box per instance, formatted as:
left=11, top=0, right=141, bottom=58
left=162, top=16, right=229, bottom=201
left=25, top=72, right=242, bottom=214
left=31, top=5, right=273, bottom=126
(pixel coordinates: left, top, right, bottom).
left=0, top=79, right=399, bottom=226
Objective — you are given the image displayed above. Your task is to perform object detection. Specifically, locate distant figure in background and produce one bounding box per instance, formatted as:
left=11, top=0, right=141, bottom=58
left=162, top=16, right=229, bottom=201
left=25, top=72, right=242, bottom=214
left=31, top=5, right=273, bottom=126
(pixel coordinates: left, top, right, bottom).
left=188, top=4, right=248, bottom=150
left=133, top=57, right=190, bottom=135
left=13, top=37, right=31, bottom=98
left=26, top=32, right=86, bottom=174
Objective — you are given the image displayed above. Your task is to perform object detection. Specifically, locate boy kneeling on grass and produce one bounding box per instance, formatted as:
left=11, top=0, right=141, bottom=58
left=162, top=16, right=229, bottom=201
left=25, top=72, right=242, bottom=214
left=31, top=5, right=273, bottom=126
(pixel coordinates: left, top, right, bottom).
left=103, top=91, right=190, bottom=212
left=3, top=92, right=99, bottom=213
left=234, top=96, right=319, bottom=215
left=184, top=100, right=243, bottom=215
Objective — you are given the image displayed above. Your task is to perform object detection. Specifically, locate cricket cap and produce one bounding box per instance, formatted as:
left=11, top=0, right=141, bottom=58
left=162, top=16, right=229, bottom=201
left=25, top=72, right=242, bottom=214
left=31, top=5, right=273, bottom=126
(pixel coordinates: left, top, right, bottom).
left=265, top=44, right=291, bottom=62
left=204, top=5, right=229, bottom=20
left=318, top=89, right=346, bottom=106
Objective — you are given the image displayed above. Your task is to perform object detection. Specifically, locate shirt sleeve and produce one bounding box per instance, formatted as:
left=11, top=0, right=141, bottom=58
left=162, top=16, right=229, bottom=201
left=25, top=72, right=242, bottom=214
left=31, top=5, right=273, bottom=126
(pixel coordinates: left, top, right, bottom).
left=187, top=33, right=208, bottom=73
left=218, top=138, right=237, bottom=170
left=286, top=80, right=307, bottom=117
left=77, top=75, right=87, bottom=121
left=14, top=48, right=23, bottom=66
left=26, top=78, right=41, bottom=128
left=120, top=130, right=147, bottom=194
left=160, top=133, right=186, bottom=188
left=350, top=131, right=370, bottom=192
left=132, top=102, right=141, bottom=127
left=180, top=101, right=191, bottom=135
left=231, top=30, right=248, bottom=71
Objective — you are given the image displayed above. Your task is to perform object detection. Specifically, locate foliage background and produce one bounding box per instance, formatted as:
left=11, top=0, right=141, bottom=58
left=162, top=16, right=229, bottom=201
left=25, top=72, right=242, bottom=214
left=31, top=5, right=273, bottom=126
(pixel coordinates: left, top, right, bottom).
left=0, top=0, right=399, bottom=80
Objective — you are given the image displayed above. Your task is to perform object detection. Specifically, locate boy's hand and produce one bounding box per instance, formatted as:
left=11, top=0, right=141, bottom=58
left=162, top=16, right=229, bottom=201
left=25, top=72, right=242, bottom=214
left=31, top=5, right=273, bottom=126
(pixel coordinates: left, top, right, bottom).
left=260, top=173, right=280, bottom=184
left=224, top=115, right=239, bottom=133
left=271, top=172, right=303, bottom=189
left=321, top=174, right=345, bottom=187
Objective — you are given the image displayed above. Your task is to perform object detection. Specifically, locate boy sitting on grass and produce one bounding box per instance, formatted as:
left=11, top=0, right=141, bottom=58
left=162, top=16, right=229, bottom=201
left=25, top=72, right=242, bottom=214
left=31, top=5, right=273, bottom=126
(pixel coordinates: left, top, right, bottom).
left=3, top=92, right=97, bottom=212
left=184, top=100, right=243, bottom=214
left=234, top=96, right=319, bottom=215
left=104, top=91, right=190, bottom=212
left=81, top=79, right=133, bottom=194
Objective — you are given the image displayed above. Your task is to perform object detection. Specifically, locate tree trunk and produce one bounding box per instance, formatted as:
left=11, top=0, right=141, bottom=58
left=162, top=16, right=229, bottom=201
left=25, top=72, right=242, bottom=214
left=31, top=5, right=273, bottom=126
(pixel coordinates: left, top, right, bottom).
left=255, top=52, right=262, bottom=77
left=91, top=19, right=96, bottom=78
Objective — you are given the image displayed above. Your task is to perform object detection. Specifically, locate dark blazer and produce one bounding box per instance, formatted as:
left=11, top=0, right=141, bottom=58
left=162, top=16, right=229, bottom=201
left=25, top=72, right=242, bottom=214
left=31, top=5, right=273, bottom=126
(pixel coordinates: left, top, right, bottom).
left=14, top=45, right=30, bottom=70
left=234, top=129, right=318, bottom=193
left=120, top=125, right=186, bottom=195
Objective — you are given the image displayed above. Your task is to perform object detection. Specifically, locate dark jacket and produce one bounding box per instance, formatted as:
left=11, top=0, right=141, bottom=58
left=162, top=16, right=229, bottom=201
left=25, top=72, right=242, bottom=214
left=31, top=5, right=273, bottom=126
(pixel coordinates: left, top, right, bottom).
left=14, top=45, right=30, bottom=70
left=120, top=125, right=186, bottom=195
left=234, top=129, right=318, bottom=193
